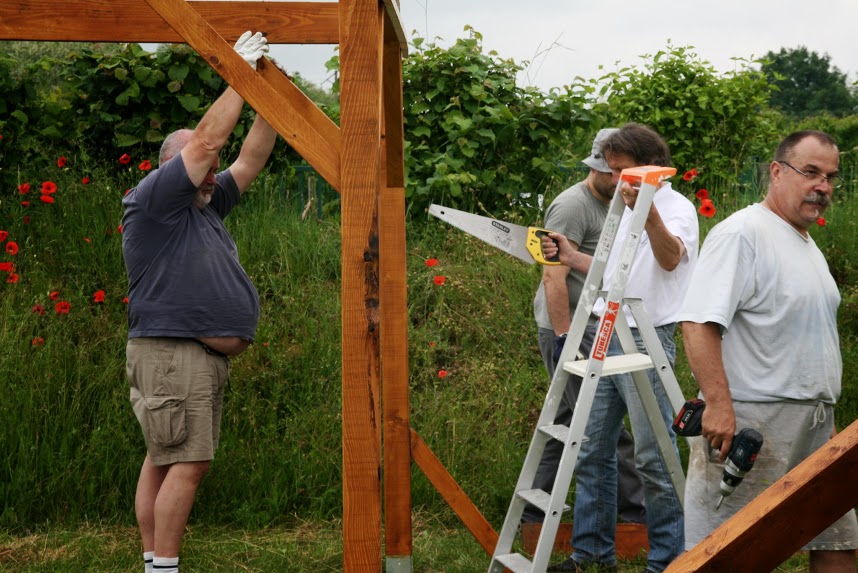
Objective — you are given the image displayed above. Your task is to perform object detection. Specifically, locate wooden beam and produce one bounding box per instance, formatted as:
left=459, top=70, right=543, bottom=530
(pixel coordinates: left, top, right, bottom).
left=0, top=1, right=338, bottom=44
left=380, top=12, right=410, bottom=561
left=339, top=0, right=384, bottom=570
left=140, top=0, right=341, bottom=190
left=411, top=429, right=499, bottom=556
left=380, top=0, right=408, bottom=56
left=665, top=420, right=858, bottom=573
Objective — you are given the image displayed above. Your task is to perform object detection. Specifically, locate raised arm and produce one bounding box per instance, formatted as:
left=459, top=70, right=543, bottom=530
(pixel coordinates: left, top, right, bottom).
left=179, top=31, right=269, bottom=186
left=229, top=114, right=278, bottom=193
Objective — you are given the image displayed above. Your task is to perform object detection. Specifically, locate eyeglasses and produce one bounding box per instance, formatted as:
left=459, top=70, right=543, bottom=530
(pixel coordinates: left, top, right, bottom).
left=778, top=161, right=842, bottom=189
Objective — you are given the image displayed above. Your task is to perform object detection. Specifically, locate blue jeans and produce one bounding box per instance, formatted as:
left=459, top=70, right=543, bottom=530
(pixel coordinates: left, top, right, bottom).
left=572, top=324, right=683, bottom=573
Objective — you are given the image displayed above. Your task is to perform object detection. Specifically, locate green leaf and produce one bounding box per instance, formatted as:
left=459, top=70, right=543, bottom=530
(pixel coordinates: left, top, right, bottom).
left=116, top=133, right=142, bottom=146
left=176, top=95, right=201, bottom=112
left=10, top=110, right=28, bottom=124
left=169, top=64, right=190, bottom=82
left=114, top=68, right=128, bottom=81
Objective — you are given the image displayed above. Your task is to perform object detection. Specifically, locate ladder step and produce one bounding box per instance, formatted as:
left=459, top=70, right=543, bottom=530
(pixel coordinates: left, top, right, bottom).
left=563, top=352, right=654, bottom=377
left=538, top=423, right=570, bottom=444
left=516, top=489, right=571, bottom=515
left=495, top=552, right=533, bottom=573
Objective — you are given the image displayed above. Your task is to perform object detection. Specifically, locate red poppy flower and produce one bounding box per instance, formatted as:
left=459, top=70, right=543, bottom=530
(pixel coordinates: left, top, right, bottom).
left=682, top=168, right=698, bottom=182
left=429, top=341, right=436, bottom=347
left=21, top=201, right=30, bottom=207
left=425, top=258, right=439, bottom=267
left=0, top=230, right=7, bottom=241
left=23, top=216, right=30, bottom=224
left=5, top=242, right=18, bottom=255
left=119, top=153, right=131, bottom=165
left=438, top=369, right=448, bottom=379
left=40, top=195, right=55, bottom=204
left=50, top=291, right=61, bottom=301
left=41, top=181, right=57, bottom=194
left=93, top=290, right=105, bottom=303
left=817, top=217, right=826, bottom=226
left=55, top=301, right=71, bottom=315
left=139, top=160, right=152, bottom=171
left=122, top=297, right=129, bottom=304
left=82, top=176, right=90, bottom=185
left=117, top=224, right=123, bottom=234
left=433, top=275, right=446, bottom=285
left=695, top=189, right=709, bottom=201
left=57, top=156, right=67, bottom=167
left=0, top=262, right=12, bottom=272
left=83, top=237, right=91, bottom=243
left=32, top=337, right=45, bottom=347
left=698, top=200, right=716, bottom=218
left=6, top=273, right=18, bottom=283
left=32, top=304, right=45, bottom=315
left=18, top=183, right=30, bottom=194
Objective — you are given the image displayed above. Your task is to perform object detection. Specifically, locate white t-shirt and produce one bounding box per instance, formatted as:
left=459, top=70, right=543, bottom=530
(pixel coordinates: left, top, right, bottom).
left=678, top=203, right=841, bottom=403
left=595, top=182, right=699, bottom=327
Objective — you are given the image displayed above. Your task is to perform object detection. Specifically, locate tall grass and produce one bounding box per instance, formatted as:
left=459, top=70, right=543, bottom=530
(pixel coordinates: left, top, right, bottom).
left=1, top=151, right=857, bottom=551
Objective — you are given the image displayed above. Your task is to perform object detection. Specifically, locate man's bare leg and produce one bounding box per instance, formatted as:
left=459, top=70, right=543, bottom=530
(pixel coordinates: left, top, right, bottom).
left=810, top=549, right=857, bottom=573
left=153, top=460, right=211, bottom=557
left=135, top=455, right=169, bottom=552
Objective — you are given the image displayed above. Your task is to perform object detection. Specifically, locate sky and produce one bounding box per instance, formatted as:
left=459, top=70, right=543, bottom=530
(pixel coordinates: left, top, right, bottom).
left=269, top=0, right=858, bottom=93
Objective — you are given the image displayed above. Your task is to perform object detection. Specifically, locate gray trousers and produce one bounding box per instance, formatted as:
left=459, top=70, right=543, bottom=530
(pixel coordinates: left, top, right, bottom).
left=522, top=326, right=646, bottom=524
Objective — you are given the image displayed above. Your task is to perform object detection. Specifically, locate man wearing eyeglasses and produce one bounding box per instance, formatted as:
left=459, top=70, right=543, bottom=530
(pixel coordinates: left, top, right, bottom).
left=679, top=130, right=858, bottom=571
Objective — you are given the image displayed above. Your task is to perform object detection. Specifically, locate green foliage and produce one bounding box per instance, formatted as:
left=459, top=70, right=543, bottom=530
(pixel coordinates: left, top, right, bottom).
left=790, top=112, right=858, bottom=153
left=762, top=46, right=858, bottom=118
left=586, top=44, right=781, bottom=183
left=401, top=28, right=594, bottom=219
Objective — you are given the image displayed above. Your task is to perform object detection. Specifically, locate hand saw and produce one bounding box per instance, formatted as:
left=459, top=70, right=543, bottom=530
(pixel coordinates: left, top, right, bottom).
left=428, top=204, right=560, bottom=265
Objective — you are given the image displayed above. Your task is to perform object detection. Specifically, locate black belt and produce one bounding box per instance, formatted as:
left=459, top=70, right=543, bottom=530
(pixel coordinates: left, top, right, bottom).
left=193, top=339, right=230, bottom=360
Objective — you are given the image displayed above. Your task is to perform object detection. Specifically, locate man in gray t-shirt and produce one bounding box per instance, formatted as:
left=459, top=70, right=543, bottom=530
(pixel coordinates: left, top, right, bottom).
left=122, top=32, right=280, bottom=573
left=525, top=129, right=646, bottom=525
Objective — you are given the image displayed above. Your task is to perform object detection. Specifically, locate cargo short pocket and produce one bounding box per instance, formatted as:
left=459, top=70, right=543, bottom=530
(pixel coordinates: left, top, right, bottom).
left=144, top=395, right=187, bottom=447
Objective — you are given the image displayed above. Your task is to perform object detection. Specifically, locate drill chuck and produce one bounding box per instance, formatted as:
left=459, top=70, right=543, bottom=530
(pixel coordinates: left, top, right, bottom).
left=717, top=428, right=764, bottom=508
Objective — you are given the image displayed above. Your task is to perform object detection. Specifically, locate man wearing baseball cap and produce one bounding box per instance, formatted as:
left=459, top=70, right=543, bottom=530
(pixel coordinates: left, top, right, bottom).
left=525, top=129, right=646, bottom=526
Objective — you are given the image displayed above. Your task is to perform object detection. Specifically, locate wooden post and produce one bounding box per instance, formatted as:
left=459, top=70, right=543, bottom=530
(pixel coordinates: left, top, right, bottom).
left=339, top=0, right=384, bottom=570
left=379, top=5, right=412, bottom=571
left=665, top=420, right=858, bottom=572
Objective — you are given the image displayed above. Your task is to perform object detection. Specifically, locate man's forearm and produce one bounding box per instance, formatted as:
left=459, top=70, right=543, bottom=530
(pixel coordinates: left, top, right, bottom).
left=231, top=114, right=278, bottom=192
left=645, top=206, right=684, bottom=271
left=195, top=87, right=246, bottom=154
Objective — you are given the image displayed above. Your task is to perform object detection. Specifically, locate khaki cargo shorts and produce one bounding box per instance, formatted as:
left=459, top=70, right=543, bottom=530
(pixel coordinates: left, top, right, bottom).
left=127, top=337, right=230, bottom=466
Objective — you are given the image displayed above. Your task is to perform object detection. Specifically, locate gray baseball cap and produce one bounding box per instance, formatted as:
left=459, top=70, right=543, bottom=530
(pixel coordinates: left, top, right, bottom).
left=582, top=128, right=619, bottom=173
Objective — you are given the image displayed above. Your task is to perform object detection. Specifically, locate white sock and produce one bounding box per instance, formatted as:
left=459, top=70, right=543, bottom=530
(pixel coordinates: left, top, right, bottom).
left=153, top=556, right=179, bottom=573
left=144, top=551, right=155, bottom=573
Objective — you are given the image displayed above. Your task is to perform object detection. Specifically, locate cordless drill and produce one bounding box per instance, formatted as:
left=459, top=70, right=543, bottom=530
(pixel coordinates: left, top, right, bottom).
left=672, top=399, right=764, bottom=509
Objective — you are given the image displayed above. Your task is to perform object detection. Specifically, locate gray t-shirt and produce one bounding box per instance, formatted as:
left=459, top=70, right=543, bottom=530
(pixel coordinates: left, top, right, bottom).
left=122, top=155, right=260, bottom=341
left=533, top=180, right=608, bottom=330
left=678, top=203, right=841, bottom=403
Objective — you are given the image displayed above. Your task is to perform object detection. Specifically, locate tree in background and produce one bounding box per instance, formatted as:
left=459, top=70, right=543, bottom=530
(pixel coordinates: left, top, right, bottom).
left=584, top=44, right=781, bottom=181
left=400, top=27, right=594, bottom=219
left=762, top=46, right=857, bottom=118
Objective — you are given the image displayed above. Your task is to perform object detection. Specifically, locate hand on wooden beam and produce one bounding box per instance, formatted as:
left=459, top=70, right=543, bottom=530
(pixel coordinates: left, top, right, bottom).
left=233, top=31, right=269, bottom=70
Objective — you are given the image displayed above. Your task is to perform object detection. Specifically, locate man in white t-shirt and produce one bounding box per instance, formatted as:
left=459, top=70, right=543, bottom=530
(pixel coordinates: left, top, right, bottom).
left=679, top=130, right=858, bottom=571
left=546, top=123, right=698, bottom=573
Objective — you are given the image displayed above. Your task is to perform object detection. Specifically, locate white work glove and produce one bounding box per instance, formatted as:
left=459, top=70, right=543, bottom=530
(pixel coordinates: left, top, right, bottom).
left=233, top=31, right=269, bottom=70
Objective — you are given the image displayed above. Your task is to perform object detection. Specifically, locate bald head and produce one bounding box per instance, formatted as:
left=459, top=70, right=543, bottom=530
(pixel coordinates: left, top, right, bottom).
left=159, top=129, right=194, bottom=164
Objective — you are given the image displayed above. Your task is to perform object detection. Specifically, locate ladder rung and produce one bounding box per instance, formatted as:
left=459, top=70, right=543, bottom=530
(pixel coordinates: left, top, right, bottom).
left=516, top=489, right=571, bottom=515
left=495, top=552, right=533, bottom=573
left=563, top=352, right=654, bottom=377
left=538, top=423, right=570, bottom=444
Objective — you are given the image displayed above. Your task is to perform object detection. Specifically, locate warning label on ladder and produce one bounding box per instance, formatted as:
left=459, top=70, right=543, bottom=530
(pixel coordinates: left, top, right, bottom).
left=593, top=300, right=620, bottom=361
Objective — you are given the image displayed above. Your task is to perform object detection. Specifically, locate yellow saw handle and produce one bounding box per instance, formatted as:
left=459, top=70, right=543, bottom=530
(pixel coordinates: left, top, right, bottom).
left=527, top=228, right=561, bottom=265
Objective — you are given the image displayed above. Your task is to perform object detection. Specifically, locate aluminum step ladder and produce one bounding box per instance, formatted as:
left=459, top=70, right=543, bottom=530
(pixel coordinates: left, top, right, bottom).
left=488, top=166, right=688, bottom=573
